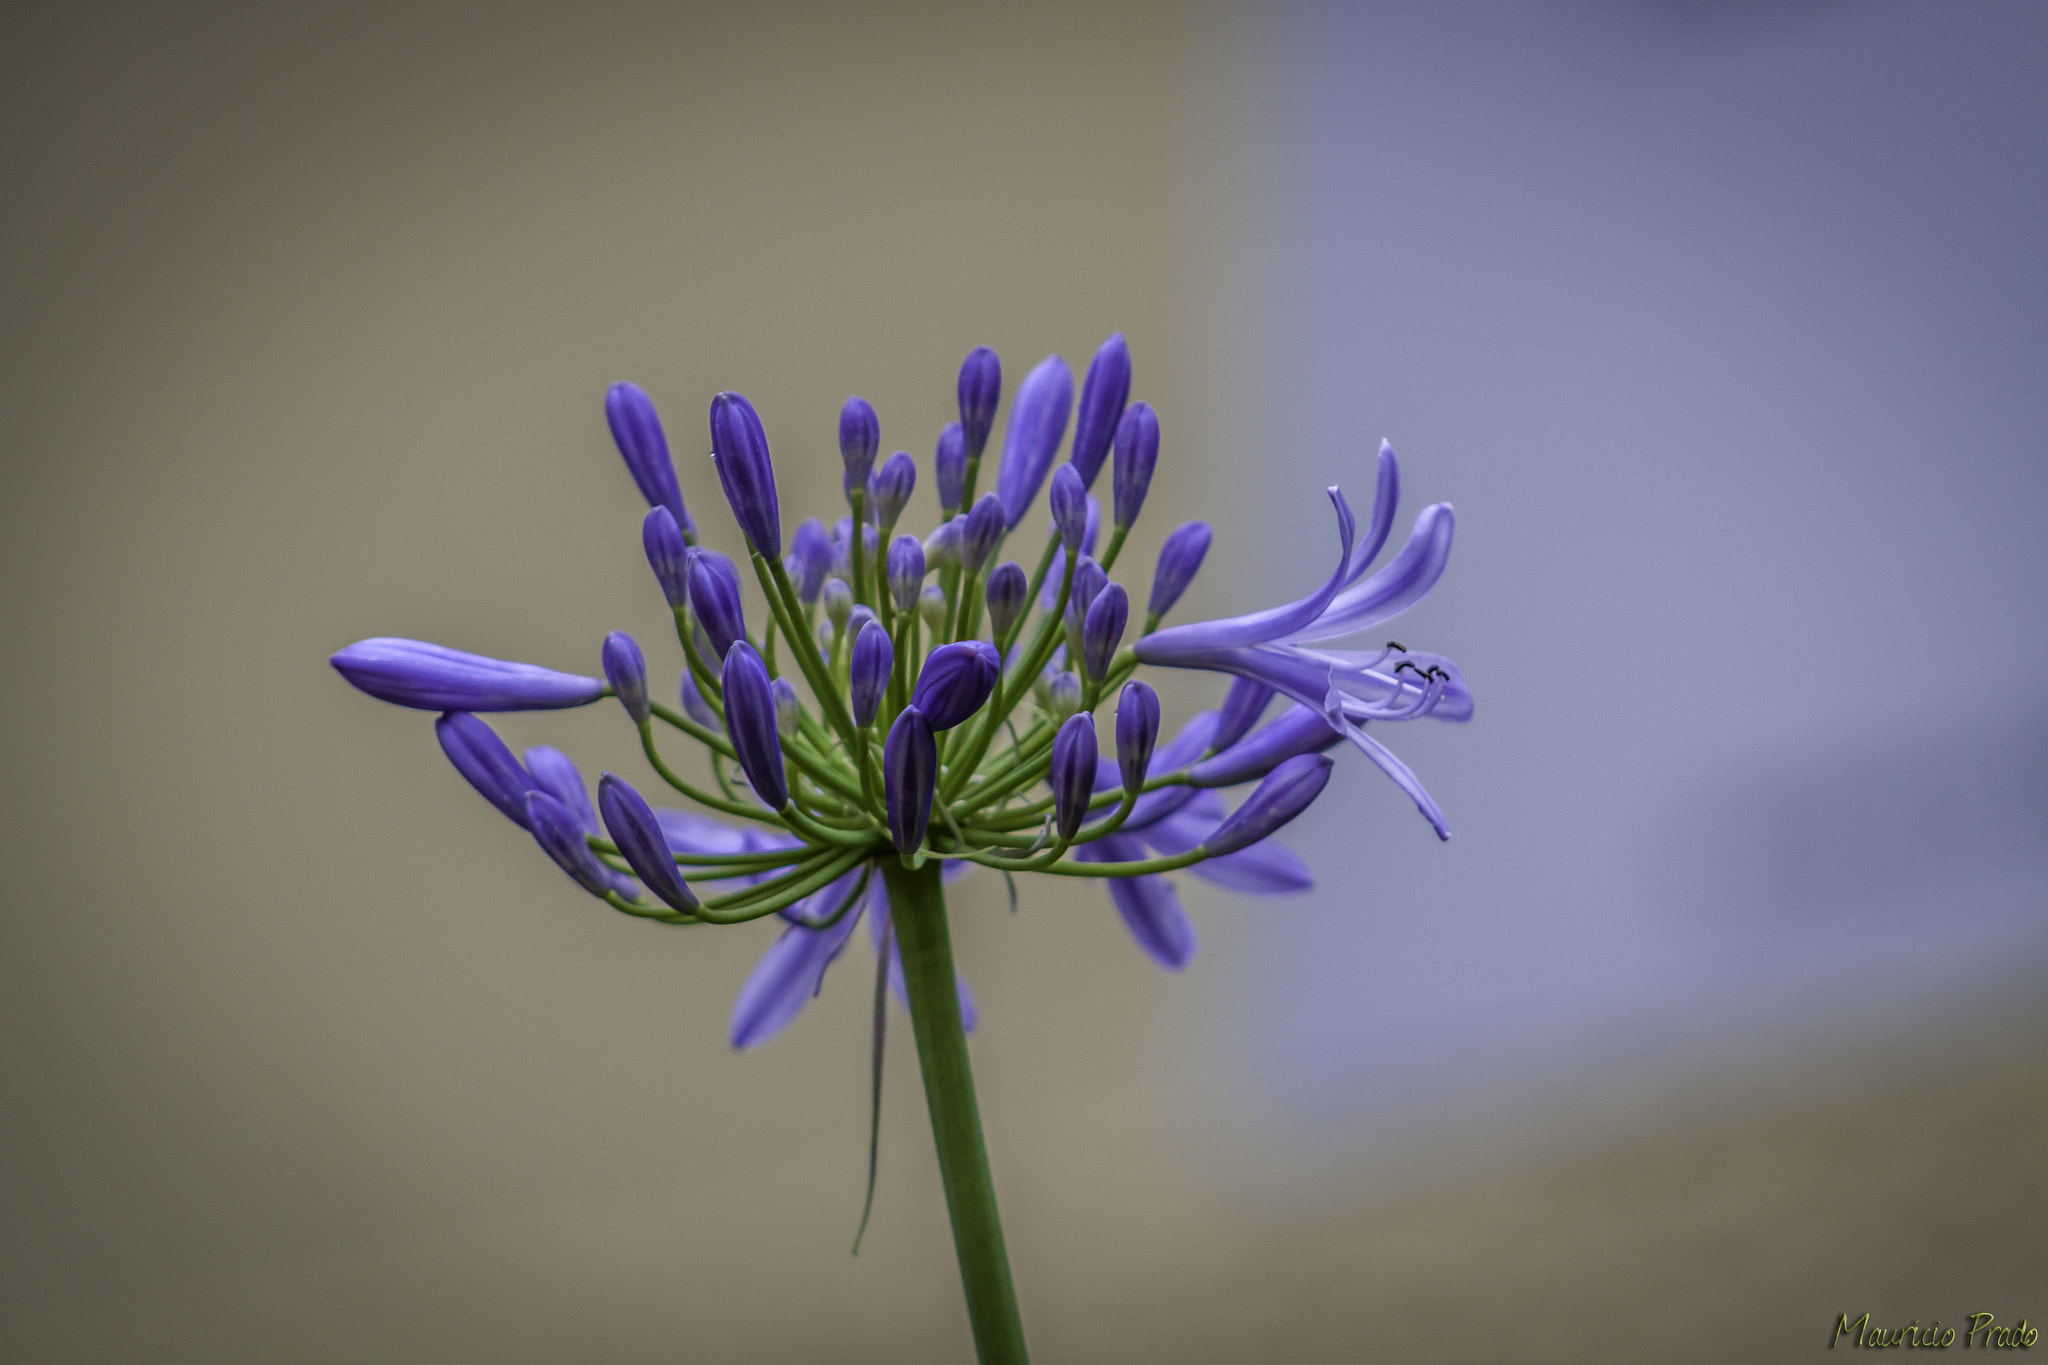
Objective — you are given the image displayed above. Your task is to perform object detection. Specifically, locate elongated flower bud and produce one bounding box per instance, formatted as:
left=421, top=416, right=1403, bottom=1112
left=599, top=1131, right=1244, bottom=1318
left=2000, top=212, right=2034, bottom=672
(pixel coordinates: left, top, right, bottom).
left=995, top=354, right=1074, bottom=529
left=1112, top=401, right=1159, bottom=529
left=848, top=604, right=877, bottom=641
left=687, top=551, right=747, bottom=661
left=919, top=584, right=948, bottom=634
left=1081, top=582, right=1128, bottom=680
left=1203, top=753, right=1333, bottom=855
left=1148, top=520, right=1212, bottom=619
left=985, top=560, right=1027, bottom=642
left=1213, top=677, right=1276, bottom=752
left=435, top=711, right=539, bottom=826
left=884, top=705, right=938, bottom=852
left=789, top=517, right=832, bottom=605
left=959, top=492, right=1004, bottom=573
left=721, top=642, right=787, bottom=809
left=679, top=671, right=718, bottom=728
left=957, top=346, right=1001, bottom=459
left=923, top=517, right=961, bottom=570
left=850, top=619, right=893, bottom=727
left=601, top=630, right=650, bottom=725
left=821, top=577, right=853, bottom=638
left=867, top=451, right=916, bottom=530
left=1071, top=332, right=1131, bottom=489
left=597, top=773, right=699, bottom=913
left=935, top=421, right=967, bottom=514
left=911, top=640, right=1000, bottom=730
left=709, top=391, right=782, bottom=557
left=642, top=507, right=690, bottom=609
left=1040, top=494, right=1100, bottom=610
left=838, top=396, right=880, bottom=497
left=888, top=535, right=926, bottom=612
left=525, top=790, right=614, bottom=898
left=1116, top=680, right=1161, bottom=794
left=1051, top=713, right=1098, bottom=840
left=1048, top=463, right=1088, bottom=553
left=606, top=381, right=692, bottom=536
left=524, top=745, right=597, bottom=833
left=1067, top=556, right=1108, bottom=626
left=332, top=638, right=605, bottom=712
left=1187, top=704, right=1342, bottom=788
left=770, top=676, right=802, bottom=738
left=1046, top=671, right=1082, bottom=722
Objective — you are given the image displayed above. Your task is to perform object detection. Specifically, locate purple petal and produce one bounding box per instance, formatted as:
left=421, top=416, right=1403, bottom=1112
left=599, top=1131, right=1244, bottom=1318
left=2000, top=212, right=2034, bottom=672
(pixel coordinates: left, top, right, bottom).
left=1135, top=486, right=1355, bottom=656
left=1082, top=833, right=1196, bottom=970
left=1290, top=503, right=1454, bottom=643
left=867, top=876, right=978, bottom=1031
left=1334, top=717, right=1452, bottom=840
left=729, top=899, right=866, bottom=1050
left=1137, top=810, right=1315, bottom=895
left=1342, top=440, right=1401, bottom=585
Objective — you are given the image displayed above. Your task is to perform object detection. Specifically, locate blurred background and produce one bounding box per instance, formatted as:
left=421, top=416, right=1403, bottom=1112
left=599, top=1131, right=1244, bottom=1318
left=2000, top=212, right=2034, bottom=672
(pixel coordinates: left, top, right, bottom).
left=3, top=2, right=2043, bottom=1360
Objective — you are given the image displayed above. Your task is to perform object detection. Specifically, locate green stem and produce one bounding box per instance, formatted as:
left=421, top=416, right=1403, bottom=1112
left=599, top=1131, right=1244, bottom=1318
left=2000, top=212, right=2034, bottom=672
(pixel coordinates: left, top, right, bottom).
left=881, top=858, right=1029, bottom=1365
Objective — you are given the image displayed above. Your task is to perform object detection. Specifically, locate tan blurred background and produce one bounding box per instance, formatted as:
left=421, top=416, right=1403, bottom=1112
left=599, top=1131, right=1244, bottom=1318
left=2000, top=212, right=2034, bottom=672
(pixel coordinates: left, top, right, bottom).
left=2, top=4, right=2043, bottom=1362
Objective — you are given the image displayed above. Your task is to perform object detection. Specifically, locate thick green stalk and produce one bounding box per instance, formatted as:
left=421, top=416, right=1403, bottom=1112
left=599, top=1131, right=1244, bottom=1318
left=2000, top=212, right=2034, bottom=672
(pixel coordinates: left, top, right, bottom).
left=881, top=858, right=1029, bottom=1365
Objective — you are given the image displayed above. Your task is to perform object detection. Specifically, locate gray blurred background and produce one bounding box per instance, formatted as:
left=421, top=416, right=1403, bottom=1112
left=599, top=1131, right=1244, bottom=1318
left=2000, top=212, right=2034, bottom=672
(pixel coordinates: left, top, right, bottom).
left=3, top=3, right=2043, bottom=1361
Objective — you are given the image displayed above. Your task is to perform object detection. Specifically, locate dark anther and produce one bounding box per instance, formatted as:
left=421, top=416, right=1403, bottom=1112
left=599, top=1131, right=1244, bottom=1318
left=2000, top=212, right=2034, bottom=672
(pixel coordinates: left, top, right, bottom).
left=1394, top=659, right=1424, bottom=679
left=1385, top=640, right=1407, bottom=652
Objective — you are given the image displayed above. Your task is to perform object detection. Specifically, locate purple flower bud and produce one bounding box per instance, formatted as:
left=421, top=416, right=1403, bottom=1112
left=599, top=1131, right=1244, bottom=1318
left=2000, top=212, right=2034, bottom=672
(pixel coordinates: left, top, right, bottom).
left=789, top=517, right=832, bottom=605
left=935, top=421, right=967, bottom=514
left=525, top=790, right=615, bottom=898
left=821, top=577, right=853, bottom=637
left=332, top=638, right=605, bottom=712
left=1112, top=401, right=1159, bottom=529
left=910, top=640, right=1001, bottom=730
left=597, top=773, right=699, bottom=913
left=601, top=630, right=650, bottom=725
left=1040, top=494, right=1101, bottom=610
left=848, top=604, right=878, bottom=640
left=1050, top=713, right=1098, bottom=841
left=959, top=492, right=1005, bottom=573
left=1213, top=677, right=1275, bottom=753
left=687, top=550, right=747, bottom=661
left=642, top=507, right=690, bottom=610
left=923, top=517, right=960, bottom=570
left=1046, top=671, right=1082, bottom=721
left=524, top=745, right=597, bottom=833
left=850, top=619, right=893, bottom=727
left=867, top=451, right=916, bottom=530
left=1081, top=582, right=1128, bottom=680
left=995, top=354, right=1074, bottom=529
left=838, top=396, right=880, bottom=496
left=768, top=676, right=800, bottom=738
left=1147, top=520, right=1212, bottom=619
left=1071, top=332, right=1131, bottom=489
left=721, top=642, right=787, bottom=809
left=1116, top=680, right=1161, bottom=794
left=605, top=381, right=692, bottom=536
left=1032, top=664, right=1058, bottom=711
left=679, top=671, right=718, bottom=728
left=1066, top=556, right=1107, bottom=626
left=984, top=560, right=1028, bottom=642
left=435, top=711, right=539, bottom=826
left=888, top=535, right=926, bottom=612
left=1187, top=704, right=1343, bottom=788
left=918, top=584, right=949, bottom=634
left=884, top=706, right=939, bottom=853
left=957, top=346, right=1001, bottom=459
left=1048, top=464, right=1088, bottom=553
left=1203, top=753, right=1334, bottom=856
left=708, top=391, right=781, bottom=557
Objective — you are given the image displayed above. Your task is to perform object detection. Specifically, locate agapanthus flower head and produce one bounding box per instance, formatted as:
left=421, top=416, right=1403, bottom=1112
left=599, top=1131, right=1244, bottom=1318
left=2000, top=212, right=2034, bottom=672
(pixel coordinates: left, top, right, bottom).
left=332, top=639, right=605, bottom=712
left=935, top=422, right=967, bottom=515
left=1111, top=401, right=1159, bottom=529
left=884, top=706, right=938, bottom=852
left=602, top=630, right=650, bottom=725
left=959, top=492, right=1005, bottom=574
left=708, top=391, right=781, bottom=558
left=688, top=550, right=747, bottom=662
left=721, top=642, right=787, bottom=809
left=887, top=535, right=926, bottom=612
left=995, top=354, right=1073, bottom=530
left=1147, top=520, right=1212, bottom=621
left=1050, top=713, right=1098, bottom=841
left=984, top=560, right=1028, bottom=642
left=606, top=381, right=692, bottom=536
left=642, top=507, right=690, bottom=609
left=436, top=711, right=539, bottom=826
left=1070, top=332, right=1131, bottom=489
left=911, top=641, right=1000, bottom=731
left=838, top=396, right=880, bottom=497
left=597, top=773, right=699, bottom=913
left=850, top=620, right=892, bottom=727
left=788, top=517, right=832, bottom=605
left=957, top=346, right=1001, bottom=459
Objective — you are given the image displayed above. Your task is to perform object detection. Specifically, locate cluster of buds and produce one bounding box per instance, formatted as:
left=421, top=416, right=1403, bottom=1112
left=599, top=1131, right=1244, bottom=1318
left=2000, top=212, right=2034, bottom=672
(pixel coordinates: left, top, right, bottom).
left=331, top=335, right=1468, bottom=1039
